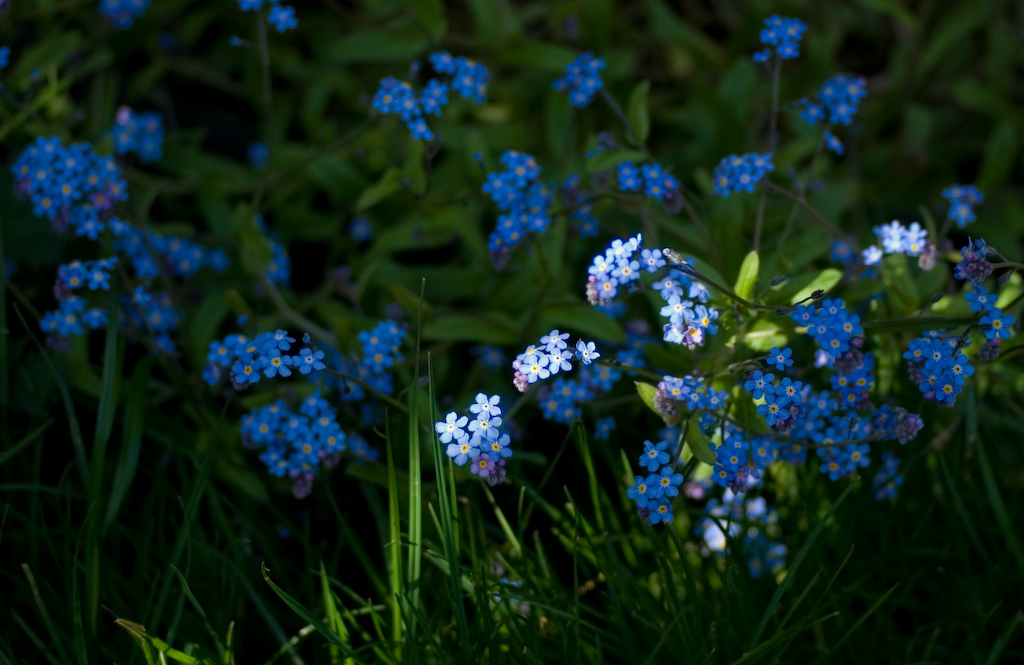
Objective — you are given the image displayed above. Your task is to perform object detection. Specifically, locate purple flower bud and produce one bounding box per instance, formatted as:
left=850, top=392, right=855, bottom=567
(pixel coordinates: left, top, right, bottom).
left=979, top=337, right=1000, bottom=361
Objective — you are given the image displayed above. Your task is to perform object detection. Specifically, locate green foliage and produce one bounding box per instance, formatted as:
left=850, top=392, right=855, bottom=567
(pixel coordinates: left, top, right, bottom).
left=2, top=0, right=1023, bottom=663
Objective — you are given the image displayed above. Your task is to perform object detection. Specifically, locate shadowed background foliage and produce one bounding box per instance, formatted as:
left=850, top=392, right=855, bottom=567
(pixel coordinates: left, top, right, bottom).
left=1, top=0, right=1023, bottom=663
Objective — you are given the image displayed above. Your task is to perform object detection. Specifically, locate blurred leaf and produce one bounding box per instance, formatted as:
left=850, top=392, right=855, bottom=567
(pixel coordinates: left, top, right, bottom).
left=645, top=0, right=723, bottom=64
left=635, top=381, right=659, bottom=416
left=769, top=269, right=842, bottom=305
left=325, top=28, right=428, bottom=63
left=356, top=167, right=404, bottom=211
left=743, top=319, right=788, bottom=352
left=855, top=0, right=919, bottom=32
left=422, top=313, right=519, bottom=345
left=403, top=137, right=427, bottom=195
left=411, top=0, right=447, bottom=40
left=919, top=2, right=990, bottom=76
left=685, top=418, right=715, bottom=465
left=977, top=120, right=1018, bottom=192
left=627, top=80, right=651, bottom=144
left=586, top=150, right=646, bottom=174
left=539, top=302, right=626, bottom=344
left=391, top=283, right=434, bottom=322
left=501, top=43, right=576, bottom=71
left=733, top=250, right=760, bottom=302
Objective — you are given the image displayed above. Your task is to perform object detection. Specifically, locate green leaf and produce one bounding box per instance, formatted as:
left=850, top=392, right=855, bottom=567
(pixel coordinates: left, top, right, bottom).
left=770, top=268, right=842, bottom=305
left=919, top=2, right=990, bottom=76
left=356, top=167, right=404, bottom=211
left=977, top=120, right=1018, bottom=192
left=403, top=136, right=427, bottom=196
left=411, top=0, right=447, bottom=40
left=635, top=381, right=659, bottom=416
left=539, top=302, right=626, bottom=343
left=733, top=250, right=760, bottom=302
left=743, top=319, right=788, bottom=352
left=585, top=150, right=646, bottom=174
left=854, top=0, right=918, bottom=32
left=685, top=418, right=716, bottom=465
left=422, top=313, right=519, bottom=345
left=627, top=80, right=651, bottom=144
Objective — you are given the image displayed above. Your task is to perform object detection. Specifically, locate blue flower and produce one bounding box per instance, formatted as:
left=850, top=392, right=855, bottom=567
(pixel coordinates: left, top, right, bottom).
left=232, top=353, right=262, bottom=384
left=553, top=53, right=605, bottom=107
left=100, top=0, right=151, bottom=28
left=656, top=466, right=684, bottom=497
left=419, top=79, right=449, bottom=116
left=648, top=497, right=674, bottom=524
left=262, top=349, right=293, bottom=378
left=712, top=153, right=773, bottom=197
left=823, top=132, right=844, bottom=155
left=482, top=433, right=513, bottom=459
left=743, top=370, right=774, bottom=399
left=446, top=435, right=479, bottom=466
left=249, top=142, right=269, bottom=168
left=595, top=416, right=615, bottom=440
left=617, top=162, right=641, bottom=191
left=268, top=5, right=298, bottom=32
left=0, top=47, right=8, bottom=68
left=407, top=117, right=433, bottom=140
left=575, top=340, right=600, bottom=364
left=980, top=308, right=1013, bottom=339
left=295, top=347, right=326, bottom=374
left=639, top=440, right=670, bottom=472
left=754, top=16, right=807, bottom=61
left=627, top=474, right=659, bottom=508
left=768, top=346, right=793, bottom=370
left=756, top=393, right=784, bottom=426
left=812, top=74, right=867, bottom=126
left=435, top=411, right=469, bottom=443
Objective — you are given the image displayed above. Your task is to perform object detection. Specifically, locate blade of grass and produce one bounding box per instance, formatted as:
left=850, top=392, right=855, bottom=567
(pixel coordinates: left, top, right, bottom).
left=11, top=302, right=89, bottom=488
left=0, top=419, right=52, bottom=468
left=937, top=452, right=992, bottom=565
left=426, top=354, right=470, bottom=654
left=104, top=358, right=152, bottom=532
left=320, top=561, right=354, bottom=665
left=748, top=482, right=854, bottom=649
left=170, top=565, right=227, bottom=659
left=572, top=421, right=605, bottom=532
left=22, top=564, right=72, bottom=665
left=260, top=563, right=364, bottom=662
left=86, top=282, right=121, bottom=637
left=809, top=584, right=899, bottom=663
left=383, top=413, right=404, bottom=659
left=406, top=279, right=425, bottom=633
left=969, top=388, right=1024, bottom=572
left=145, top=397, right=232, bottom=633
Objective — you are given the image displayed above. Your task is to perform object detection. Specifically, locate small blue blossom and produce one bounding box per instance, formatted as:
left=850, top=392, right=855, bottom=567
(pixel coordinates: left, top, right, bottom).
left=712, top=153, right=774, bottom=197
left=268, top=5, right=298, bottom=32
left=553, top=53, right=606, bottom=107
left=594, top=416, right=615, bottom=440
left=639, top=440, right=670, bottom=472
left=980, top=308, right=1013, bottom=340
left=575, top=340, right=600, bottom=364
left=768, top=347, right=793, bottom=371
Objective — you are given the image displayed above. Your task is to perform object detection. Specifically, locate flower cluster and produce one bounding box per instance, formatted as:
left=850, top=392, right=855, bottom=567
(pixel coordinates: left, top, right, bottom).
left=697, top=491, right=788, bottom=578
left=861, top=220, right=928, bottom=266
left=617, top=162, right=679, bottom=201
left=372, top=52, right=489, bottom=140
left=552, top=52, right=606, bottom=107
left=357, top=321, right=407, bottom=382
left=120, top=289, right=183, bottom=353
left=752, top=15, right=807, bottom=62
left=429, top=51, right=490, bottom=104
left=241, top=395, right=347, bottom=499
left=511, top=329, right=602, bottom=394
left=40, top=295, right=108, bottom=338
left=437, top=394, right=510, bottom=486
left=235, top=0, right=298, bottom=33
left=482, top=151, right=552, bottom=257
left=109, top=107, right=164, bottom=163
left=872, top=451, right=903, bottom=500
left=800, top=74, right=867, bottom=126
left=113, top=220, right=229, bottom=278
left=627, top=440, right=683, bottom=524
left=99, top=0, right=150, bottom=28
left=11, top=137, right=127, bottom=228
left=203, top=329, right=321, bottom=387
left=711, top=153, right=774, bottom=197
left=560, top=175, right=599, bottom=238
left=584, top=235, right=644, bottom=303
left=657, top=273, right=719, bottom=350
left=941, top=184, right=984, bottom=228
